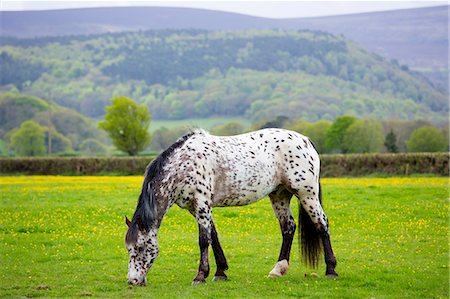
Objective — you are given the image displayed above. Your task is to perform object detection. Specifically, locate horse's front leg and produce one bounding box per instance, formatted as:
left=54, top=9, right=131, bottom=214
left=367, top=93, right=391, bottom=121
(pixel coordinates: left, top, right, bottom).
left=191, top=199, right=213, bottom=285
left=193, top=222, right=211, bottom=285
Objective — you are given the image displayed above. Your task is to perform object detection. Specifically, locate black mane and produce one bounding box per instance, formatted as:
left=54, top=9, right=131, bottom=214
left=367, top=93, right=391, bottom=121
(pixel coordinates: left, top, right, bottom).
left=126, top=131, right=197, bottom=244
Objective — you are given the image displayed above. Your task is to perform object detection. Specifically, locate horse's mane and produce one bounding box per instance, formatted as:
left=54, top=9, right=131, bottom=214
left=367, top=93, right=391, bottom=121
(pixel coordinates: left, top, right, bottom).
left=126, top=130, right=200, bottom=244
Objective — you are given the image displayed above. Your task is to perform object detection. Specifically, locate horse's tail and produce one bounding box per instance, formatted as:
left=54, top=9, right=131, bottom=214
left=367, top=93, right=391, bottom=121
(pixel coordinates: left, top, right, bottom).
left=299, top=181, right=323, bottom=268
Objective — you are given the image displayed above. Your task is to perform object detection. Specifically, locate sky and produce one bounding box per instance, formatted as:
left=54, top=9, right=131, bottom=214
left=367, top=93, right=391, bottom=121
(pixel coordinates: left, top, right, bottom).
left=1, top=0, right=447, bottom=18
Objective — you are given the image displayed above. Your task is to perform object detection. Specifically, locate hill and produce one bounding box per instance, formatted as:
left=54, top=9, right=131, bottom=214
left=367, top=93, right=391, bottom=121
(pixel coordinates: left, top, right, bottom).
left=0, top=30, right=447, bottom=124
left=0, top=92, right=107, bottom=153
left=1, top=5, right=447, bottom=90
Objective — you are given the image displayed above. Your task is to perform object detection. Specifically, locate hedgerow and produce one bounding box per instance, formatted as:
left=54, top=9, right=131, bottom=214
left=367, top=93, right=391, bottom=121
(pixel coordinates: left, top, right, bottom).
left=320, top=153, right=449, bottom=177
left=0, top=153, right=448, bottom=176
left=0, top=157, right=153, bottom=175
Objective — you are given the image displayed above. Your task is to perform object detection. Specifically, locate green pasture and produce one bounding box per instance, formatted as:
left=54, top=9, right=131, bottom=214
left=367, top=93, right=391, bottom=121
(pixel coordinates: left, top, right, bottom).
left=0, top=176, right=448, bottom=298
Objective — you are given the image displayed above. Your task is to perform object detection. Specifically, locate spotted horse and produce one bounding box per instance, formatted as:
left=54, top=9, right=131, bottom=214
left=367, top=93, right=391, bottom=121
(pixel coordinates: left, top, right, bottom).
left=125, top=128, right=338, bottom=286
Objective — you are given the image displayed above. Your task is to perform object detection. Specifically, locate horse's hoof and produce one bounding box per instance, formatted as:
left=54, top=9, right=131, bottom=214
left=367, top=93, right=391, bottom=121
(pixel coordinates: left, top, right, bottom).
left=326, top=273, right=338, bottom=279
left=268, top=259, right=289, bottom=278
left=212, top=275, right=227, bottom=282
left=192, top=279, right=206, bottom=285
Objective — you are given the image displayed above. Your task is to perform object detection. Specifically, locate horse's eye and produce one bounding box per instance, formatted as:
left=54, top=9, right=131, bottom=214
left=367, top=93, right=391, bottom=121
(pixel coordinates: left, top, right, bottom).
left=138, top=247, right=144, bottom=253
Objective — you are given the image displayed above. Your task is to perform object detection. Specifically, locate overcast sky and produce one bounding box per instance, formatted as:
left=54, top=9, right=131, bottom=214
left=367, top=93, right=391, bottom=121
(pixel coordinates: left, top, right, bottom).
left=1, top=1, right=447, bottom=18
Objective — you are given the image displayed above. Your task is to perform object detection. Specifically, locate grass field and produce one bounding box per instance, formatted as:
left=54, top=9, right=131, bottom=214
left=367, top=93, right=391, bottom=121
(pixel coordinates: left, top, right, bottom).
left=0, top=176, right=448, bottom=298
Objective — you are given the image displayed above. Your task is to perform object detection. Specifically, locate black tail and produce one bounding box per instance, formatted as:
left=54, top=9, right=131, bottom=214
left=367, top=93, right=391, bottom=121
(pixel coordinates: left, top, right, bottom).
left=299, top=182, right=323, bottom=268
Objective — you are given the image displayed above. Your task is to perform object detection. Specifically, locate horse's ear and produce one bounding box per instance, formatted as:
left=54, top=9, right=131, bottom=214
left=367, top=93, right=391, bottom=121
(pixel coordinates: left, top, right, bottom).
left=125, top=216, right=132, bottom=227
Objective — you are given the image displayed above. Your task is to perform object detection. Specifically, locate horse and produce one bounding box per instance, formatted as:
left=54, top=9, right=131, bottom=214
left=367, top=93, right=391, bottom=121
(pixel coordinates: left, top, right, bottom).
left=125, top=128, right=338, bottom=286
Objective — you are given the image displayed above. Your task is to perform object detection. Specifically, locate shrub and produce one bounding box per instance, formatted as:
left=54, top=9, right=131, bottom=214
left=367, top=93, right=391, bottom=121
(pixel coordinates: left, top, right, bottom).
left=406, top=126, right=448, bottom=152
left=0, top=153, right=448, bottom=176
left=320, top=153, right=449, bottom=177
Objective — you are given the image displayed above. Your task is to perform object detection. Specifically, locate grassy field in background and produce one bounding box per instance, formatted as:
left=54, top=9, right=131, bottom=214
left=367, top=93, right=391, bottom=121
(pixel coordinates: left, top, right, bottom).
left=150, top=117, right=251, bottom=132
left=0, top=176, right=448, bottom=298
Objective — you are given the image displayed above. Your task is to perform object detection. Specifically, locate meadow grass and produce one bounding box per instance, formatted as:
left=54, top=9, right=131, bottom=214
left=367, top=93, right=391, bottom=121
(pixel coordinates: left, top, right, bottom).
left=0, top=176, right=448, bottom=298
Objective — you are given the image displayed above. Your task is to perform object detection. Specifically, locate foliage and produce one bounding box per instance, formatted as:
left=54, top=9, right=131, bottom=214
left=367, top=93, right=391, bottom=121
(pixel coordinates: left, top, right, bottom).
left=325, top=116, right=356, bottom=153
left=0, top=30, right=447, bottom=123
left=0, top=92, right=106, bottom=153
left=0, top=176, right=448, bottom=298
left=210, top=122, right=245, bottom=136
left=79, top=138, right=109, bottom=156
left=286, top=120, right=332, bottom=153
left=406, top=126, right=448, bottom=152
left=150, top=117, right=251, bottom=133
left=1, top=153, right=448, bottom=176
left=44, top=127, right=73, bottom=154
left=256, top=115, right=291, bottom=129
left=343, top=118, right=384, bottom=153
left=382, top=119, right=434, bottom=152
left=384, top=129, right=398, bottom=153
left=149, top=126, right=190, bottom=152
left=0, top=52, right=47, bottom=87
left=0, top=92, right=48, bottom=137
left=8, top=120, right=46, bottom=156
left=38, top=108, right=106, bottom=150
left=0, top=139, right=8, bottom=156
left=99, top=96, right=151, bottom=156
left=320, top=153, right=449, bottom=177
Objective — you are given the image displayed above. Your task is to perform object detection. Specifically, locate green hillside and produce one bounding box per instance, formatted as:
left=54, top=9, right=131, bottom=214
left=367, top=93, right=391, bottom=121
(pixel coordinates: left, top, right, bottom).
left=0, top=30, right=447, bottom=124
left=0, top=92, right=107, bottom=154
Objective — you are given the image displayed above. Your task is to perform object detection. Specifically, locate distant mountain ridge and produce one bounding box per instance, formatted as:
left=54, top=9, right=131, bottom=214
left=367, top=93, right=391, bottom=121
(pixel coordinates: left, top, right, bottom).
left=0, top=7, right=277, bottom=36
left=1, top=6, right=446, bottom=39
left=1, top=5, right=447, bottom=90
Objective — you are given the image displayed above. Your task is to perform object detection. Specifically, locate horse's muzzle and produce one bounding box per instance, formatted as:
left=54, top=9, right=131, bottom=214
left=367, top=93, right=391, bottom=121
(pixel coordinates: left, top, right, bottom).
left=128, top=277, right=146, bottom=286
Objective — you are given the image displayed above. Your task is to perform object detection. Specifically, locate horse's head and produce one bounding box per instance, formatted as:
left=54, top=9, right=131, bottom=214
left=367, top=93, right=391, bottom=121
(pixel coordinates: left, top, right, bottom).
left=125, top=216, right=159, bottom=286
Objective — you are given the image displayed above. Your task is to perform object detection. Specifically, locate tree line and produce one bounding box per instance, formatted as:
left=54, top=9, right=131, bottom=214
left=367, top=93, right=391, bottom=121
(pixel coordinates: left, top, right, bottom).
left=3, top=96, right=447, bottom=157
left=152, top=115, right=448, bottom=154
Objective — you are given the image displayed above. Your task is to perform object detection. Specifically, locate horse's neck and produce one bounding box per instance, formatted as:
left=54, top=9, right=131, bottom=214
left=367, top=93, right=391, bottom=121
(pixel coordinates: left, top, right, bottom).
left=154, top=197, right=173, bottom=229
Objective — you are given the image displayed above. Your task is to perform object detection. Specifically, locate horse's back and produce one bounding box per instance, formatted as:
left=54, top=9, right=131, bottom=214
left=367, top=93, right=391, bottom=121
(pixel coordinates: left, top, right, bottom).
left=170, top=128, right=320, bottom=208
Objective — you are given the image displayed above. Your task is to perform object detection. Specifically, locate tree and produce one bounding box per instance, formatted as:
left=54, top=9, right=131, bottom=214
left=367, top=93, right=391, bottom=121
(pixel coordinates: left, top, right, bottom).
left=79, top=138, right=108, bottom=156
left=44, top=127, right=72, bottom=154
left=150, top=126, right=188, bottom=152
left=9, top=120, right=46, bottom=156
left=211, top=122, right=245, bottom=136
left=287, top=120, right=332, bottom=153
left=303, top=120, right=332, bottom=153
left=384, top=129, right=398, bottom=153
left=98, top=96, right=151, bottom=156
left=406, top=126, right=448, bottom=152
left=259, top=115, right=290, bottom=129
left=343, top=119, right=384, bottom=153
left=325, top=116, right=356, bottom=153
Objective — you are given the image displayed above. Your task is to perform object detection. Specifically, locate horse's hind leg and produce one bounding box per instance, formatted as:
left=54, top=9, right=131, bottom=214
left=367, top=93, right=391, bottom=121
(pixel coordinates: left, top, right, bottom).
left=268, top=187, right=295, bottom=277
left=296, top=183, right=338, bottom=277
left=211, top=222, right=228, bottom=281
